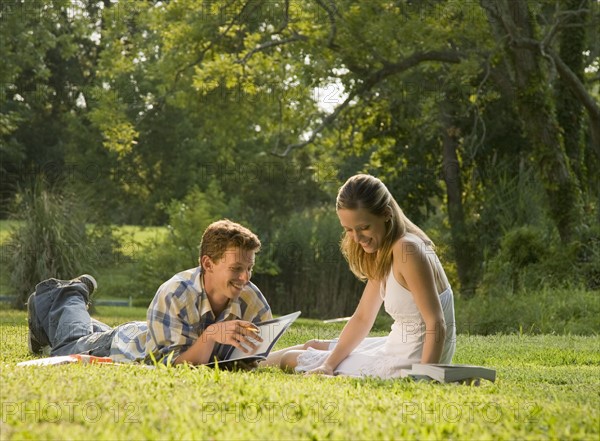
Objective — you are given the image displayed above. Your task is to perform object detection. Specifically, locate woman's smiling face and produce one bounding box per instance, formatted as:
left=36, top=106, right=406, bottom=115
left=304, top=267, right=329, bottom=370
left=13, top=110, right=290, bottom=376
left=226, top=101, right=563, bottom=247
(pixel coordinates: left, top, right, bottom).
left=337, top=207, right=388, bottom=254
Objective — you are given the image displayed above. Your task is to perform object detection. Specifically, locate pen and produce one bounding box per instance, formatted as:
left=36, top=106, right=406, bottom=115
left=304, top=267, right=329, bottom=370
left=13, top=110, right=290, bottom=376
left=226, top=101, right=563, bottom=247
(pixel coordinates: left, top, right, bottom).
left=242, top=324, right=260, bottom=334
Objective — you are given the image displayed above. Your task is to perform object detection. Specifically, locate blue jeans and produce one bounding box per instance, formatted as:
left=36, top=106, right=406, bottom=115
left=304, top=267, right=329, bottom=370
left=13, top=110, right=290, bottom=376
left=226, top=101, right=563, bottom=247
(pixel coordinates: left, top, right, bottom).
left=31, top=278, right=116, bottom=356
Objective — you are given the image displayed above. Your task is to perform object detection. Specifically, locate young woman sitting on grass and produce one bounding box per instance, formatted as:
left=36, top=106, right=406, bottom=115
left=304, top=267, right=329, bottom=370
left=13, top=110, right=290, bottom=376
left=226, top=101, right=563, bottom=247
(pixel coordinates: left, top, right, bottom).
left=262, top=174, right=456, bottom=378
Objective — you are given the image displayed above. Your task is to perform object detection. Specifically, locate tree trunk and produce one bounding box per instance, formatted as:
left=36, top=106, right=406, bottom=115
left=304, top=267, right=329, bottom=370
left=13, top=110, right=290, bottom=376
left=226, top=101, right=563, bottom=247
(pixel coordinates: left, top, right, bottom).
left=557, top=0, right=587, bottom=186
left=480, top=0, right=583, bottom=243
left=441, top=120, right=480, bottom=297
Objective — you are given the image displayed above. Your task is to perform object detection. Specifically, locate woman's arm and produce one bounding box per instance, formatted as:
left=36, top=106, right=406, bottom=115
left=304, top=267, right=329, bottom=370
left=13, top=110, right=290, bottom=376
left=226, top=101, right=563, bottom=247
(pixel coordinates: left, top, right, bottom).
left=394, top=239, right=446, bottom=363
left=312, top=279, right=384, bottom=373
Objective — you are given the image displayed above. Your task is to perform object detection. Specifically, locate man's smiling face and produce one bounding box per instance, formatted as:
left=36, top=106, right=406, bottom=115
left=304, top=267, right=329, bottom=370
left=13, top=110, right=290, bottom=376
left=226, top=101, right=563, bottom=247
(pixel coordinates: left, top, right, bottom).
left=203, top=246, right=256, bottom=300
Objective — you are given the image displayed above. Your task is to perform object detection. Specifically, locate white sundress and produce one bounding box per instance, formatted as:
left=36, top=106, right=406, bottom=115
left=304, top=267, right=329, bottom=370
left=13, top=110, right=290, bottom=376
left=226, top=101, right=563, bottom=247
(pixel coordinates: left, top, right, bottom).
left=295, top=269, right=456, bottom=379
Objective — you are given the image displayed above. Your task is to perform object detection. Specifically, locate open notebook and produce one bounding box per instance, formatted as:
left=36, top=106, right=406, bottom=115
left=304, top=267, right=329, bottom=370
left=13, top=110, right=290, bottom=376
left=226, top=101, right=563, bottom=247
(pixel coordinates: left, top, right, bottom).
left=206, top=311, right=301, bottom=368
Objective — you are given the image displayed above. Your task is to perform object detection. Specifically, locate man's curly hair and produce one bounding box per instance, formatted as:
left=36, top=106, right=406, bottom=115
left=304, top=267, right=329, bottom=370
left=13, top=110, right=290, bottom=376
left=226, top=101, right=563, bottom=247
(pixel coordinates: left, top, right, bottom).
left=199, top=219, right=261, bottom=262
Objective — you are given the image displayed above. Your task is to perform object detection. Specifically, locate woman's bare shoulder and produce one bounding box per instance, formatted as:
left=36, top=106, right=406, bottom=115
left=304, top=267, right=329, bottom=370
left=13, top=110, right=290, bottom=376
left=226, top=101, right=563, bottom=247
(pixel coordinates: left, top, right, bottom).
left=392, top=233, right=428, bottom=257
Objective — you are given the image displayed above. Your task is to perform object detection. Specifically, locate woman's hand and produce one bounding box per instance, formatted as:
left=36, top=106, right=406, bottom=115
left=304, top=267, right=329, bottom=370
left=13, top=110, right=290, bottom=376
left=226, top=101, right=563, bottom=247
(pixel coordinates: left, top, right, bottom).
left=305, top=363, right=335, bottom=376
left=205, top=320, right=262, bottom=353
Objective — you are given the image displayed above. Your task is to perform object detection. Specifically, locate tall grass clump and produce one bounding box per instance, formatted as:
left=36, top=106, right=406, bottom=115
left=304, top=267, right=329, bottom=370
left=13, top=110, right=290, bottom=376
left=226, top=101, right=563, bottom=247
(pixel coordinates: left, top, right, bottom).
left=6, top=181, right=92, bottom=309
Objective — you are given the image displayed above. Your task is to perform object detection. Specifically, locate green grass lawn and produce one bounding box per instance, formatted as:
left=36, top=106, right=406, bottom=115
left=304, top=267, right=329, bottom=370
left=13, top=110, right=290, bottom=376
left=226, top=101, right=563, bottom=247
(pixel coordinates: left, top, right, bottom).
left=1, top=306, right=598, bottom=440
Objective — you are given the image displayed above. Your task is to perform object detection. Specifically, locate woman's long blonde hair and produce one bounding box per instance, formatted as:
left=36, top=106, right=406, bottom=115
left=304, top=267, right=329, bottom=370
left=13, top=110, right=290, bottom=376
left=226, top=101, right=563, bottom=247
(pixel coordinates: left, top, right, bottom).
left=337, top=174, right=434, bottom=281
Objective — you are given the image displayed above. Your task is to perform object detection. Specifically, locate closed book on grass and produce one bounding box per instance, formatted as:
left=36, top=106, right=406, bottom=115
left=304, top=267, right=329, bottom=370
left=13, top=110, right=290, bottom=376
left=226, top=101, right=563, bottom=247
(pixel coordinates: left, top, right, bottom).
left=408, top=364, right=496, bottom=383
left=206, top=311, right=301, bottom=369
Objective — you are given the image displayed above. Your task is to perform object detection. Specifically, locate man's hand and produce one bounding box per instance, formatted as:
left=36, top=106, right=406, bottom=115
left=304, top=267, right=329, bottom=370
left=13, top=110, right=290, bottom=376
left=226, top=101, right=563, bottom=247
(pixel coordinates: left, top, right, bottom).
left=204, top=320, right=263, bottom=354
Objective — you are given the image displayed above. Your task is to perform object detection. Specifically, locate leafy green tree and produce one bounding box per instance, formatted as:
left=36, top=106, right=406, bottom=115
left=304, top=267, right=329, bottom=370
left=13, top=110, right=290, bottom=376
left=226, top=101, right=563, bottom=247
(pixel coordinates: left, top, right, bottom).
left=3, top=0, right=599, bottom=309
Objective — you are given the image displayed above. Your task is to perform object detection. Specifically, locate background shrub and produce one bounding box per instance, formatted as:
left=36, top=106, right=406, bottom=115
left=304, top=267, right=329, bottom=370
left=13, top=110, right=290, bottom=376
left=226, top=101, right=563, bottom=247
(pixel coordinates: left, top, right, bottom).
left=456, top=287, right=599, bottom=335
left=6, top=181, right=116, bottom=308
left=253, top=207, right=363, bottom=318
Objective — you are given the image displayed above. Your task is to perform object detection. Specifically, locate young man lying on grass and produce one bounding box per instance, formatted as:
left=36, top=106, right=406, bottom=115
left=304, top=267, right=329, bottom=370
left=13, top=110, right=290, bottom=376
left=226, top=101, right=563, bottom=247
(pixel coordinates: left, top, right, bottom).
left=26, top=220, right=272, bottom=365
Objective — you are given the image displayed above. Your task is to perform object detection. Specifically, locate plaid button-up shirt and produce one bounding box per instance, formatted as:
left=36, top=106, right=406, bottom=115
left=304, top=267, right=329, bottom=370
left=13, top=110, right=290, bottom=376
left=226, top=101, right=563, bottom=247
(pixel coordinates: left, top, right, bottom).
left=109, top=267, right=272, bottom=363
